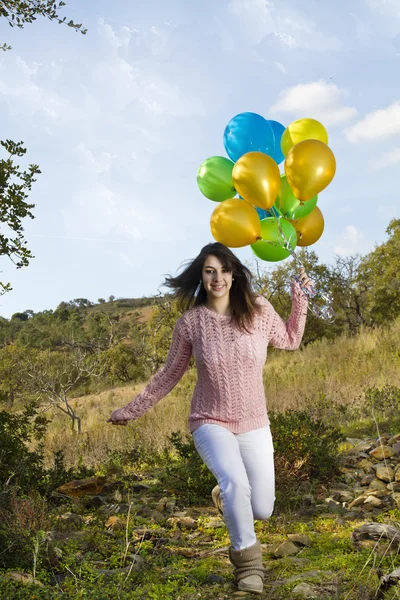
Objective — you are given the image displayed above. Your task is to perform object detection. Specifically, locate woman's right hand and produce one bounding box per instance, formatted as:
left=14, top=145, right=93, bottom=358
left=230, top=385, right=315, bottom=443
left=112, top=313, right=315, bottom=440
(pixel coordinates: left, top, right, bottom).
left=107, top=418, right=128, bottom=426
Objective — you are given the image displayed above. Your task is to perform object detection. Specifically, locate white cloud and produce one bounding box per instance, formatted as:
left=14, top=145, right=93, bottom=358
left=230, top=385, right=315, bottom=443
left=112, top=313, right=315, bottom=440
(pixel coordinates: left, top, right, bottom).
left=270, top=81, right=357, bottom=125
left=274, top=61, right=288, bottom=74
left=228, top=0, right=341, bottom=51
left=229, top=0, right=275, bottom=44
left=0, top=55, right=68, bottom=120
left=346, top=102, right=400, bottom=143
left=334, top=226, right=366, bottom=256
left=368, top=0, right=400, bottom=19
left=371, top=147, right=400, bottom=170
left=76, top=144, right=116, bottom=174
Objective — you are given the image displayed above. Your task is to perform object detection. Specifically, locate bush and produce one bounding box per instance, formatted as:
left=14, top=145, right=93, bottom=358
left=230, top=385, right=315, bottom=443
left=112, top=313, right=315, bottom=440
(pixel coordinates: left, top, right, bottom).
left=0, top=403, right=49, bottom=496
left=0, top=404, right=94, bottom=498
left=269, top=409, right=343, bottom=481
left=160, top=432, right=216, bottom=505
left=364, top=385, right=400, bottom=421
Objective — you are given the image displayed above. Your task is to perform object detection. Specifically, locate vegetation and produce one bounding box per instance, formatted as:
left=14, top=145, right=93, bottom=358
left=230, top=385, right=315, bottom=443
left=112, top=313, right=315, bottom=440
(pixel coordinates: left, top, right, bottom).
left=0, top=218, right=399, bottom=598
left=0, top=0, right=87, bottom=51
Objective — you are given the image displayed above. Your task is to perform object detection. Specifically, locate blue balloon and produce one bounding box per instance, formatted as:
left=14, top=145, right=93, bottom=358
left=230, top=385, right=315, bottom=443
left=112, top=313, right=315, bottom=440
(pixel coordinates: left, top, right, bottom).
left=267, top=120, right=285, bottom=165
left=255, top=206, right=280, bottom=220
left=223, top=112, right=275, bottom=163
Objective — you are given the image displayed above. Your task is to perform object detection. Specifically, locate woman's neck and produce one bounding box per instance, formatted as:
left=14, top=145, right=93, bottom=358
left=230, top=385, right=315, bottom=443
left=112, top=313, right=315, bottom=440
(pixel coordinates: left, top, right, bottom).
left=205, top=295, right=232, bottom=316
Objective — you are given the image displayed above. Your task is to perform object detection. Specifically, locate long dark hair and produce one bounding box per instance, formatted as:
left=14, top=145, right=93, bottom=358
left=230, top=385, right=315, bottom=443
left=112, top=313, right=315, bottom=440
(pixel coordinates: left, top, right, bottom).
left=164, top=242, right=261, bottom=331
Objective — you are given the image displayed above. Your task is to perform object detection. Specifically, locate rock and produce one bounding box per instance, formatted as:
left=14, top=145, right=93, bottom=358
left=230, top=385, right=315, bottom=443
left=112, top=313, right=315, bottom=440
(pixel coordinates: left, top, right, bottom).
left=388, top=482, right=400, bottom=492
left=205, top=574, right=226, bottom=585
left=176, top=547, right=198, bottom=558
left=359, top=459, right=374, bottom=471
left=376, top=465, right=395, bottom=482
left=395, top=465, right=400, bottom=482
left=149, top=510, right=165, bottom=523
left=388, top=433, right=400, bottom=445
left=348, top=495, right=367, bottom=509
left=291, top=582, right=318, bottom=597
left=368, top=478, right=388, bottom=491
left=392, top=443, right=400, bottom=455
left=287, top=534, right=312, bottom=547
left=132, top=483, right=150, bottom=493
left=102, top=480, right=125, bottom=494
left=105, top=516, right=124, bottom=531
left=56, top=476, right=106, bottom=497
left=360, top=475, right=375, bottom=486
left=354, top=442, right=374, bottom=452
left=205, top=518, right=225, bottom=529
left=57, top=512, right=84, bottom=528
left=286, top=570, right=334, bottom=584
left=7, top=572, right=45, bottom=587
left=363, top=496, right=383, bottom=508
left=392, top=493, right=400, bottom=506
left=98, top=502, right=131, bottom=516
left=166, top=516, right=197, bottom=530
left=155, top=497, right=169, bottom=512
left=346, top=438, right=363, bottom=446
left=369, top=446, right=394, bottom=460
left=324, top=498, right=346, bottom=514
left=83, top=495, right=106, bottom=509
left=274, top=540, right=300, bottom=558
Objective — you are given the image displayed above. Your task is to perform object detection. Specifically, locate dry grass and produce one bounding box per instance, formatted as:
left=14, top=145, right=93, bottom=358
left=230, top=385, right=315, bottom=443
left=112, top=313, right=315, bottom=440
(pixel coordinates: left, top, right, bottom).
left=44, top=317, right=400, bottom=470
left=264, top=318, right=400, bottom=413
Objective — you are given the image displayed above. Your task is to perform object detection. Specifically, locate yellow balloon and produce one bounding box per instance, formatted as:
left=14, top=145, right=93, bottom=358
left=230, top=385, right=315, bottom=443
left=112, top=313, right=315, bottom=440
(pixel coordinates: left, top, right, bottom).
left=290, top=206, right=324, bottom=247
left=285, top=139, right=336, bottom=202
left=210, top=198, right=261, bottom=248
left=281, top=118, right=328, bottom=157
left=232, top=151, right=280, bottom=210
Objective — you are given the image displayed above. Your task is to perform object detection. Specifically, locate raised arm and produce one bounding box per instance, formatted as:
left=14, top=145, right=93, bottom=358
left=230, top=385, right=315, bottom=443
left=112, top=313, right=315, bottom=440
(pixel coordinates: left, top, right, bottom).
left=268, top=280, right=309, bottom=350
left=108, top=317, right=192, bottom=424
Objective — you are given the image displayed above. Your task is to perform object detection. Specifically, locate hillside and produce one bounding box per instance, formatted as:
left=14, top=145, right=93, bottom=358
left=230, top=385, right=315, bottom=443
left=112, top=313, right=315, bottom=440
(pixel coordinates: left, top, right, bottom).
left=44, top=316, right=400, bottom=469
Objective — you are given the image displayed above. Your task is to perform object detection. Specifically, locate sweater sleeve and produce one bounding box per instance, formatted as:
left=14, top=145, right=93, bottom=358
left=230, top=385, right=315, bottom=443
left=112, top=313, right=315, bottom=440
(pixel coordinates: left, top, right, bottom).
left=268, top=280, right=309, bottom=350
left=109, top=317, right=192, bottom=422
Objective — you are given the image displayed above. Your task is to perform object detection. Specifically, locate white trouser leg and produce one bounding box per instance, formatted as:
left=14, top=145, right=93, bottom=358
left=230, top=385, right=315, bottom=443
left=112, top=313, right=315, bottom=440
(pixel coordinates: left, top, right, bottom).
left=192, top=424, right=275, bottom=550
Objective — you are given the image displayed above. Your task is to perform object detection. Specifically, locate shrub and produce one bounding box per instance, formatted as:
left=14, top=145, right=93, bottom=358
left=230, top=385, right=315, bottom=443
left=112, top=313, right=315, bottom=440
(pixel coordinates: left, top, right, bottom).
left=269, top=409, right=343, bottom=481
left=0, top=403, right=49, bottom=496
left=160, top=432, right=216, bottom=505
left=364, top=385, right=400, bottom=421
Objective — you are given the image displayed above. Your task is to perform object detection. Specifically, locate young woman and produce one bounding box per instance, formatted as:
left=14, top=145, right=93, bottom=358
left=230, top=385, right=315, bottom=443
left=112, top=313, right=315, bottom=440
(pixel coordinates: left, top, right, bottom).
left=108, top=242, right=312, bottom=595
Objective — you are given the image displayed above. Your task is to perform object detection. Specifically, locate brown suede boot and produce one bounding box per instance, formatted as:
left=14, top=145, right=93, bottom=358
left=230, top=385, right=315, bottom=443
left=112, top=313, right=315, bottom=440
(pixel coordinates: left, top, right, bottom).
left=211, top=484, right=223, bottom=516
left=228, top=540, right=265, bottom=595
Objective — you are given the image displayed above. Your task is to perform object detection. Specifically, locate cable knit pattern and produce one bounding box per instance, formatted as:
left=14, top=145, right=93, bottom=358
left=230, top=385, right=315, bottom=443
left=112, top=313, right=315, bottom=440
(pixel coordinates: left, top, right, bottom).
left=109, top=281, right=308, bottom=434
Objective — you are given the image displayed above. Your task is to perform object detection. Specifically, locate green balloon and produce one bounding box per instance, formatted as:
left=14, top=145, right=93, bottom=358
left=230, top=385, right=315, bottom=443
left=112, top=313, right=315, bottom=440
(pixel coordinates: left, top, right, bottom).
left=197, top=156, right=236, bottom=202
left=251, top=217, right=297, bottom=262
left=276, top=175, right=318, bottom=220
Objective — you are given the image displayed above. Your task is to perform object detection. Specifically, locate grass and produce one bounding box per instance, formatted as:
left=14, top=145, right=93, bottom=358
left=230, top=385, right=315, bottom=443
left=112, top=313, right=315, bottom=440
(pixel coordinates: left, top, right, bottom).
left=4, top=317, right=399, bottom=597
left=43, top=317, right=400, bottom=470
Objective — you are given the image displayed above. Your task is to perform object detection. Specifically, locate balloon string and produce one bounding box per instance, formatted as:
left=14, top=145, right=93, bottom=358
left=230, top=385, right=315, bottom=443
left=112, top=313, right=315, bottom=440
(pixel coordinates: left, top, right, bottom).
left=270, top=214, right=336, bottom=322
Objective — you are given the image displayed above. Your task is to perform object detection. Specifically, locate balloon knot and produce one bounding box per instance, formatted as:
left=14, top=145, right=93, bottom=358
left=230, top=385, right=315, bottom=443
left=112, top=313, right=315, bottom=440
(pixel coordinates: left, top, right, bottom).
left=256, top=236, right=262, bottom=241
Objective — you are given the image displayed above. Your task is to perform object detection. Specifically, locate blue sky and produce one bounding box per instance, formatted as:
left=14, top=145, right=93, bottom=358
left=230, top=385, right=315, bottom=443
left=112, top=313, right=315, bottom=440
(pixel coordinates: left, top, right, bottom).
left=0, top=0, right=399, bottom=318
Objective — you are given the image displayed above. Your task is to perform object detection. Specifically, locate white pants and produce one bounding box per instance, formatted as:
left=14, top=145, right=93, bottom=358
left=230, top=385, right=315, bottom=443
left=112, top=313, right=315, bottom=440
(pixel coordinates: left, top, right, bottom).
left=192, top=423, right=275, bottom=550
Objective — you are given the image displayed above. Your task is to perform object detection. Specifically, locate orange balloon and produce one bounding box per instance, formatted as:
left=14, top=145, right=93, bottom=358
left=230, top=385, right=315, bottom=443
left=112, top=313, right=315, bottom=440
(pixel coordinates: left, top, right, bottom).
left=285, top=140, right=336, bottom=201
left=290, top=206, right=325, bottom=247
left=210, top=198, right=261, bottom=248
left=232, top=151, right=280, bottom=210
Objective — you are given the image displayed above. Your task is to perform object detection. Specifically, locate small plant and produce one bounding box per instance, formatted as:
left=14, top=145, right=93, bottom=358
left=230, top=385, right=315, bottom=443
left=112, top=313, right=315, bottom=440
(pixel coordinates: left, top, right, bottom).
left=269, top=409, right=343, bottom=481
left=364, top=385, right=400, bottom=420
left=161, top=431, right=217, bottom=504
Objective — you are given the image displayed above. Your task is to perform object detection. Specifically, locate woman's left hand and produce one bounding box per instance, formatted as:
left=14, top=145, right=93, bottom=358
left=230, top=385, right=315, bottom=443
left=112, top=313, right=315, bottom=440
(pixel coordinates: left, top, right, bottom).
left=298, top=267, right=314, bottom=292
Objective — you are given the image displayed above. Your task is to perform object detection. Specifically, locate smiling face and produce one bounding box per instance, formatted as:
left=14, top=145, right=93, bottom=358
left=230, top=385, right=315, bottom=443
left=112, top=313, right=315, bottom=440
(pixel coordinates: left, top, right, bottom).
left=201, top=254, right=233, bottom=301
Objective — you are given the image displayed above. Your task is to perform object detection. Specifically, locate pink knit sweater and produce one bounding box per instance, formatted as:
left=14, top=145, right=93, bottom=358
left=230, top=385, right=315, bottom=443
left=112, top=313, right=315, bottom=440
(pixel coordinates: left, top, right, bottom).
left=110, top=282, right=308, bottom=434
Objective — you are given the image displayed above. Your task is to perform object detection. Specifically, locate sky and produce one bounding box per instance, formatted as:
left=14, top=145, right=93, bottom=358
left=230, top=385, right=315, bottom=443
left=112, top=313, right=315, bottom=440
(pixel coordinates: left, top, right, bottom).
left=0, top=0, right=399, bottom=318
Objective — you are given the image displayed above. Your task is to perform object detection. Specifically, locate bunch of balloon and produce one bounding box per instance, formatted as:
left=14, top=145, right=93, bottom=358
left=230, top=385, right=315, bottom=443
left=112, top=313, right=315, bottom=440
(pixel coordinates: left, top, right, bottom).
left=196, top=113, right=337, bottom=320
